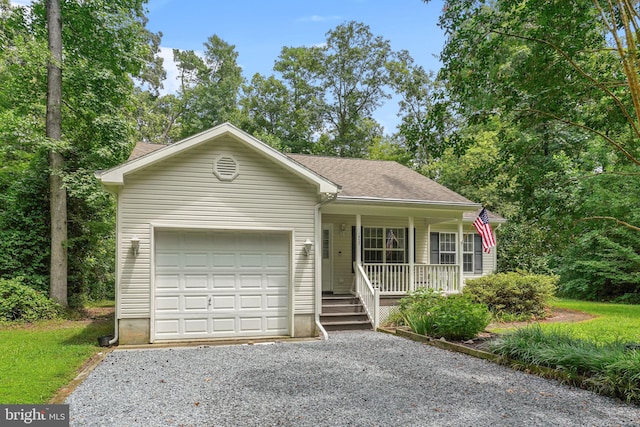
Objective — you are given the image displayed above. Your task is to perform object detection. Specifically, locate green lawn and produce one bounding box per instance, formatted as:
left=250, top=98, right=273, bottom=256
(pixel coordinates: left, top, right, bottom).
left=0, top=317, right=113, bottom=404
left=544, top=298, right=640, bottom=343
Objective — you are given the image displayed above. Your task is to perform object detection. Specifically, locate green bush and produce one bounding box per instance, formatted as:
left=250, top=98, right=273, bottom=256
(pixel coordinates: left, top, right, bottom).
left=489, top=326, right=640, bottom=403
left=0, top=277, right=62, bottom=322
left=400, top=288, right=491, bottom=340
left=463, top=272, right=557, bottom=320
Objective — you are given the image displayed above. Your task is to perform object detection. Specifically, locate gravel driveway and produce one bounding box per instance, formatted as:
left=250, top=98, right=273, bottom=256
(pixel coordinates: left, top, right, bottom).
left=67, top=331, right=640, bottom=426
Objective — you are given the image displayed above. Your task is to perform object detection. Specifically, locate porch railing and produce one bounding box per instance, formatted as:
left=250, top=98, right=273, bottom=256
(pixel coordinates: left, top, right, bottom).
left=355, top=263, right=379, bottom=329
left=362, top=263, right=460, bottom=295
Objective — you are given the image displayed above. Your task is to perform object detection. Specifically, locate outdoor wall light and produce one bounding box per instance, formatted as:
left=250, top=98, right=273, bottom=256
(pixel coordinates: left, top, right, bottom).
left=130, top=235, right=140, bottom=256
left=340, top=223, right=346, bottom=235
left=303, top=239, right=313, bottom=256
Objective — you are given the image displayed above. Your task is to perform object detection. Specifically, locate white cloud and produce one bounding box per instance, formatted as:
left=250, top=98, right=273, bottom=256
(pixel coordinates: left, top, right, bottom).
left=158, top=46, right=180, bottom=95
left=297, top=15, right=342, bottom=22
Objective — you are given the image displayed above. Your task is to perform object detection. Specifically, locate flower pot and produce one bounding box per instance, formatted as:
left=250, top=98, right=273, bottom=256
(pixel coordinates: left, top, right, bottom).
left=98, top=335, right=113, bottom=347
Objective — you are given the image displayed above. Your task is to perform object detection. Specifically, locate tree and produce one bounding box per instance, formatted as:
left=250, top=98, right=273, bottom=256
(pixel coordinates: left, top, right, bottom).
left=46, top=0, right=66, bottom=306
left=318, top=21, right=392, bottom=156
left=1, top=0, right=160, bottom=303
left=430, top=0, right=640, bottom=298
left=174, top=35, right=245, bottom=138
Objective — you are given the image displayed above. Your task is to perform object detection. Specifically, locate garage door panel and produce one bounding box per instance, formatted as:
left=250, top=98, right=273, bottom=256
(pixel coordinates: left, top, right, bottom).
left=239, top=317, right=262, bottom=332
left=239, top=295, right=262, bottom=309
left=239, top=275, right=262, bottom=289
left=155, top=319, right=179, bottom=334
left=154, top=230, right=290, bottom=340
left=266, top=254, right=288, bottom=268
left=156, top=252, right=180, bottom=267
left=266, top=294, right=288, bottom=309
left=183, top=232, right=210, bottom=249
left=213, top=254, right=236, bottom=267
left=184, top=253, right=208, bottom=268
left=156, top=274, right=180, bottom=289
left=184, top=295, right=208, bottom=310
left=184, top=275, right=208, bottom=289
left=184, top=319, right=208, bottom=334
left=212, top=317, right=235, bottom=333
left=266, top=317, right=288, bottom=331
left=212, top=275, right=236, bottom=289
left=156, top=296, right=180, bottom=311
left=212, top=295, right=235, bottom=310
left=239, top=254, right=262, bottom=268
left=266, top=275, right=288, bottom=288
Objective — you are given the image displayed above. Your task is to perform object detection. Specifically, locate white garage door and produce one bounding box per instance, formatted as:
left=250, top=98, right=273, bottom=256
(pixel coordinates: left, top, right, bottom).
left=153, top=230, right=290, bottom=341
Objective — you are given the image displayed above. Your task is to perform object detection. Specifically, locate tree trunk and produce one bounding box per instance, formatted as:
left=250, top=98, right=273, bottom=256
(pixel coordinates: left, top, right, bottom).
left=47, top=0, right=67, bottom=307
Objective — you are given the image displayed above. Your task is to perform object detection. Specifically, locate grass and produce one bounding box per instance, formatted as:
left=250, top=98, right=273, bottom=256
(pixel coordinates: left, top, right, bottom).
left=0, top=310, right=113, bottom=404
left=487, top=299, right=640, bottom=403
left=545, top=299, right=640, bottom=343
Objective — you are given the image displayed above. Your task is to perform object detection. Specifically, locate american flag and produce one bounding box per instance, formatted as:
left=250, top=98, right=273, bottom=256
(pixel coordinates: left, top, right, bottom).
left=473, top=208, right=496, bottom=253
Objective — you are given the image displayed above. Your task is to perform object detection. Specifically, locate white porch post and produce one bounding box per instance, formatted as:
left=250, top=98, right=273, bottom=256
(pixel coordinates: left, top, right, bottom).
left=408, top=216, right=415, bottom=292
left=457, top=217, right=464, bottom=292
left=356, top=214, right=362, bottom=268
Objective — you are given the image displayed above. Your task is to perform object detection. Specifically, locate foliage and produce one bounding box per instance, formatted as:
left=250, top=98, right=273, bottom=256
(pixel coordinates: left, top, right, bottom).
left=539, top=299, right=640, bottom=344
left=464, top=272, right=557, bottom=320
left=399, top=288, right=491, bottom=340
left=0, top=277, right=62, bottom=322
left=243, top=21, right=409, bottom=157
left=0, top=0, right=158, bottom=301
left=0, top=313, right=113, bottom=403
left=429, top=0, right=640, bottom=302
left=489, top=325, right=640, bottom=403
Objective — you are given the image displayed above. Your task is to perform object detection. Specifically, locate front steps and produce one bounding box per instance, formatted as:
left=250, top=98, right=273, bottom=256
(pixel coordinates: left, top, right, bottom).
left=320, top=295, right=372, bottom=331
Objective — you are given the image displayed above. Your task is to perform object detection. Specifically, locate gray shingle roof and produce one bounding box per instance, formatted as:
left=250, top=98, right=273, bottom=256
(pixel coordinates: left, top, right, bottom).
left=287, top=154, right=476, bottom=205
left=128, top=142, right=165, bottom=161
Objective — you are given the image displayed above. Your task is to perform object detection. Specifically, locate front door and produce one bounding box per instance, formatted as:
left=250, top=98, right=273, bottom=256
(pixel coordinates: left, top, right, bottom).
left=321, top=224, right=332, bottom=293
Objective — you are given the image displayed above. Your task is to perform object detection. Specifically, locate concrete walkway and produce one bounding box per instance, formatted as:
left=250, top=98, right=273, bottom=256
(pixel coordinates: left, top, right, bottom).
left=66, top=331, right=640, bottom=426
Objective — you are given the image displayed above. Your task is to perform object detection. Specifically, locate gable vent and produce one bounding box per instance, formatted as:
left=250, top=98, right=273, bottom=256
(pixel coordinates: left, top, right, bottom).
left=213, top=155, right=239, bottom=181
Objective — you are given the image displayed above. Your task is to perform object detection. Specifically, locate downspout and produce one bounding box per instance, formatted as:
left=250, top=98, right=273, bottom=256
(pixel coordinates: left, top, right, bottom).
left=99, top=182, right=120, bottom=347
left=314, top=195, right=334, bottom=341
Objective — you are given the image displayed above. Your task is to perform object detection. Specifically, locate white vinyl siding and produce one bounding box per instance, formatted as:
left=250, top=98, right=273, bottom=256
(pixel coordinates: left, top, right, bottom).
left=117, top=136, right=318, bottom=318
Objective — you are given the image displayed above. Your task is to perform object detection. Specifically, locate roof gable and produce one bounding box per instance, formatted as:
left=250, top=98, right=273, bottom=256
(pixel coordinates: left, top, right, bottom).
left=96, top=123, right=340, bottom=195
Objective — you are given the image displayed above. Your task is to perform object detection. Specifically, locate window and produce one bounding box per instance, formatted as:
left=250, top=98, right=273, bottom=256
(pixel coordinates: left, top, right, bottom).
left=430, top=232, right=483, bottom=274
left=439, top=233, right=456, bottom=264
left=363, top=227, right=405, bottom=263
left=463, top=234, right=474, bottom=272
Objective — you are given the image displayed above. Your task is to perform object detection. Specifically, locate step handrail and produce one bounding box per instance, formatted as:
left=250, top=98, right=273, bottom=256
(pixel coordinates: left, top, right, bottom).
left=355, top=263, right=379, bottom=329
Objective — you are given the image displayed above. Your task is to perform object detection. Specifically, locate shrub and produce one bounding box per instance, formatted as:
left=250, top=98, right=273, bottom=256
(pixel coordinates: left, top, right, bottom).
left=489, top=326, right=640, bottom=403
left=0, top=277, right=62, bottom=322
left=463, top=272, right=557, bottom=320
left=400, top=288, right=491, bottom=340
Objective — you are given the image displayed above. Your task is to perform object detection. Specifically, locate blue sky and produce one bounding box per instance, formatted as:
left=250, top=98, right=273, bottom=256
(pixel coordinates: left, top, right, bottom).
left=146, top=0, right=446, bottom=132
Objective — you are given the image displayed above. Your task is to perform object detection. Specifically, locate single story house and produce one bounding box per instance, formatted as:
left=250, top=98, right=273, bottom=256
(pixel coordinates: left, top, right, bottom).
left=96, top=123, right=504, bottom=344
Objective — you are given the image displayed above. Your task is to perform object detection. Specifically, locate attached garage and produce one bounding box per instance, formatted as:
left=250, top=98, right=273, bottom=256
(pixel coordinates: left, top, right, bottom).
left=153, top=229, right=291, bottom=341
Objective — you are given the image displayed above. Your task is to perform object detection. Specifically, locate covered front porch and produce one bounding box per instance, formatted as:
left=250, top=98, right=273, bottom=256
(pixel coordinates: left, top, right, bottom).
left=318, top=207, right=483, bottom=331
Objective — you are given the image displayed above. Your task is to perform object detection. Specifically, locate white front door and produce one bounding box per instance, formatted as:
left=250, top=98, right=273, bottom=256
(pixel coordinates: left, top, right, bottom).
left=321, top=225, right=332, bottom=293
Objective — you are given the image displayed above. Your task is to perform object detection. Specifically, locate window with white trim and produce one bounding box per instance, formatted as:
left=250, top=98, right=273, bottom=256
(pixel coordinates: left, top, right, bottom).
left=363, top=227, right=405, bottom=263
left=463, top=234, right=474, bottom=272
left=430, top=232, right=483, bottom=273
left=439, top=232, right=456, bottom=264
